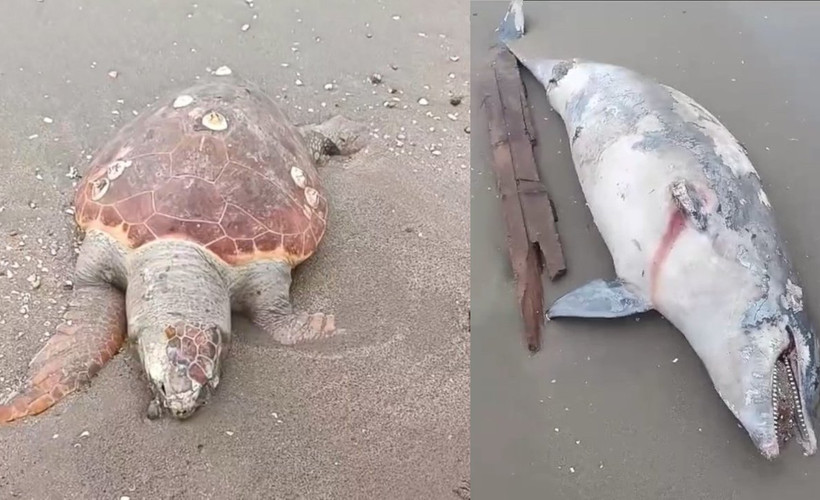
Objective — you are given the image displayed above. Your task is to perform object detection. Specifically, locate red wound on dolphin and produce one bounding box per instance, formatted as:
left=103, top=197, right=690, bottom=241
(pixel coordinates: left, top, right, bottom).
left=650, top=208, right=687, bottom=301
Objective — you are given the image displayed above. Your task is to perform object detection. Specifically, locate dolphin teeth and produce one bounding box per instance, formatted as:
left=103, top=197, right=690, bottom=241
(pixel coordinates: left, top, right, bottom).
left=775, top=347, right=810, bottom=445
left=786, top=356, right=810, bottom=440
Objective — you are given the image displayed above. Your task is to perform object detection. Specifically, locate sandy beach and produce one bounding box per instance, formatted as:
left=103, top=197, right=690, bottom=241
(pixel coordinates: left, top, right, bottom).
left=472, top=1, right=820, bottom=499
left=0, top=1, right=470, bottom=498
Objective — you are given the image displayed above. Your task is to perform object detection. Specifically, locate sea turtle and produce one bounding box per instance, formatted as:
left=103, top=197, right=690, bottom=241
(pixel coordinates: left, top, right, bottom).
left=0, top=77, right=363, bottom=422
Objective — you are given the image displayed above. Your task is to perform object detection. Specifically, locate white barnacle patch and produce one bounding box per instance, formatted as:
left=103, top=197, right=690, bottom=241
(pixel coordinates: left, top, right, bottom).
left=758, top=189, right=771, bottom=208
left=290, top=166, right=307, bottom=188
left=106, top=159, right=132, bottom=181
left=669, top=181, right=687, bottom=202
left=304, top=186, right=319, bottom=208
left=173, top=95, right=194, bottom=109
left=783, top=280, right=804, bottom=313
left=90, top=177, right=110, bottom=201
left=202, top=111, right=228, bottom=131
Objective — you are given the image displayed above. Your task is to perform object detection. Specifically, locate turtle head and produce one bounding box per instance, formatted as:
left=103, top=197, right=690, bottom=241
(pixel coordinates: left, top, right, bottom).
left=140, top=322, right=226, bottom=420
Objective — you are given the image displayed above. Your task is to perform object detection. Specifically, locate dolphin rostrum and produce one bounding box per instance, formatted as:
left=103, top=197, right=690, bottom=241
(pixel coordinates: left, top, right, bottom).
left=498, top=0, right=820, bottom=459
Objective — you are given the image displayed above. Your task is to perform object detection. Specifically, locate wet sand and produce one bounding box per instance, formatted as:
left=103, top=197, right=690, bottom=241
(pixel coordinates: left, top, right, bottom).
left=471, top=1, right=820, bottom=499
left=0, top=1, right=470, bottom=498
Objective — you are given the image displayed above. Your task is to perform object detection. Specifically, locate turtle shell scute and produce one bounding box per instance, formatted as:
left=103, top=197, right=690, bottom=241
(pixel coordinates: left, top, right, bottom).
left=73, top=80, right=328, bottom=266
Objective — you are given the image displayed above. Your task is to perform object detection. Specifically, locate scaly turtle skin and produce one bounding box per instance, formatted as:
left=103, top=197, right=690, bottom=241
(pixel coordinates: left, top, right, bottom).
left=0, top=77, right=359, bottom=421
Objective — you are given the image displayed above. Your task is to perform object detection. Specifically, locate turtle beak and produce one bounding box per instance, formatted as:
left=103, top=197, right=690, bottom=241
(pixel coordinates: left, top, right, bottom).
left=148, top=377, right=213, bottom=420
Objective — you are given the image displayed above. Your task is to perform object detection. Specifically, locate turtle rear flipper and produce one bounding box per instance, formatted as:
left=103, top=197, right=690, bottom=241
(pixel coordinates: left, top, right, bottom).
left=301, top=129, right=342, bottom=162
left=0, top=284, right=126, bottom=423
left=299, top=115, right=368, bottom=161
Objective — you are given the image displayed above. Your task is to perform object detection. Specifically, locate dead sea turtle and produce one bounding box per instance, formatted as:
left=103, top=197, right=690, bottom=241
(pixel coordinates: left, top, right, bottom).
left=0, top=77, right=363, bottom=422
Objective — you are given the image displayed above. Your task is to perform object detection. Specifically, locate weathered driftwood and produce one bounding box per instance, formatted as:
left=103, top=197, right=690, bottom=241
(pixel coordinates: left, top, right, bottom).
left=481, top=45, right=566, bottom=352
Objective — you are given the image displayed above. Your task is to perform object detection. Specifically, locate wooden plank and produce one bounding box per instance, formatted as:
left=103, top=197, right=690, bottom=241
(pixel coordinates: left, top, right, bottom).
left=519, top=72, right=536, bottom=145
left=481, top=45, right=567, bottom=352
left=492, top=48, right=566, bottom=278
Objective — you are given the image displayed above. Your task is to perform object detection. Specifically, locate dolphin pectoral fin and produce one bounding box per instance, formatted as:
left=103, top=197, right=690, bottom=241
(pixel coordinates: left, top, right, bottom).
left=547, top=279, right=653, bottom=319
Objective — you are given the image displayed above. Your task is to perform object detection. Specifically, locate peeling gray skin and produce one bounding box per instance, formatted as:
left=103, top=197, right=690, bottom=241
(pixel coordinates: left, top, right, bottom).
left=499, top=0, right=819, bottom=459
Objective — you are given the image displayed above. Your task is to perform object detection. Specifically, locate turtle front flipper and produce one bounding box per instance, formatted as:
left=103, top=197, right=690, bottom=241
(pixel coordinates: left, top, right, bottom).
left=232, top=261, right=347, bottom=346
left=264, top=310, right=346, bottom=345
left=246, top=287, right=347, bottom=346
left=0, top=284, right=126, bottom=423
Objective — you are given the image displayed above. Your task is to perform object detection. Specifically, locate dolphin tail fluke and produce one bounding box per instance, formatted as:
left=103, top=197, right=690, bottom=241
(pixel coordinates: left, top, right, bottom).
left=547, top=279, right=654, bottom=320
left=498, top=0, right=525, bottom=44
left=496, top=1, right=569, bottom=92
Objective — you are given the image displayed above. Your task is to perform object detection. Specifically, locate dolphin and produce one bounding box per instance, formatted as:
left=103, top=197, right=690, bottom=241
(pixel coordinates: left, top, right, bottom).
left=497, top=0, right=820, bottom=459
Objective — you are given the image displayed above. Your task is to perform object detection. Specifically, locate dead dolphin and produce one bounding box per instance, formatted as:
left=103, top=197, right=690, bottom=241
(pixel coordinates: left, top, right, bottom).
left=498, top=0, right=820, bottom=459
